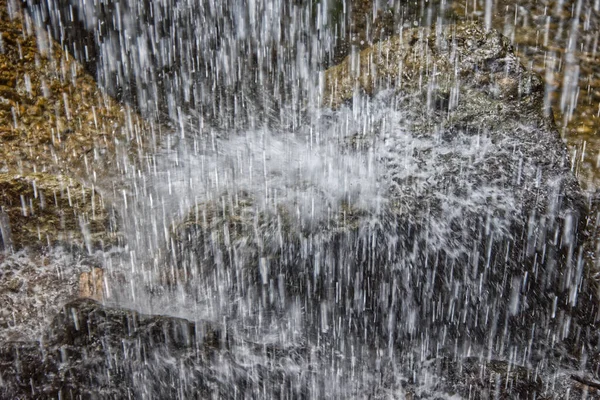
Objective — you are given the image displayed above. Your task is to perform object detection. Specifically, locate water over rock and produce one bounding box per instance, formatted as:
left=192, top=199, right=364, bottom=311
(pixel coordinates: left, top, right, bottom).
left=0, top=173, right=116, bottom=250
left=161, top=22, right=595, bottom=363
left=0, top=249, right=101, bottom=342
left=2, top=298, right=592, bottom=399
left=0, top=298, right=231, bottom=399
left=1, top=0, right=598, bottom=395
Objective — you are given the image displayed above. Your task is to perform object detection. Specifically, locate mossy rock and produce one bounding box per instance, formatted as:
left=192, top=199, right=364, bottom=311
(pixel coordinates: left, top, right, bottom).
left=0, top=173, right=117, bottom=250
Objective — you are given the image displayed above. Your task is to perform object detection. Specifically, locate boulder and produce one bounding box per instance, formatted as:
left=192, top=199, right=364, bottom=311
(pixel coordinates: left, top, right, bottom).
left=163, top=22, right=594, bottom=367
left=408, top=357, right=543, bottom=399
left=0, top=298, right=229, bottom=399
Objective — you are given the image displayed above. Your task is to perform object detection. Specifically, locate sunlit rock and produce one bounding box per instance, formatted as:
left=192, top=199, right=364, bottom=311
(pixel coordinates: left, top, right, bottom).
left=0, top=0, right=148, bottom=183
left=78, top=266, right=104, bottom=301
left=449, top=0, right=600, bottom=190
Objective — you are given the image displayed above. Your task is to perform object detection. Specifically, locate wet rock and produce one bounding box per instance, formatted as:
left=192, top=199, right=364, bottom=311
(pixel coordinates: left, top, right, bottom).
left=0, top=0, right=148, bottom=184
left=0, top=249, right=101, bottom=342
left=21, top=0, right=352, bottom=126
left=321, top=0, right=397, bottom=66
left=323, top=0, right=452, bottom=67
left=565, top=374, right=600, bottom=399
left=0, top=1, right=150, bottom=346
left=78, top=266, right=104, bottom=301
left=2, top=296, right=373, bottom=398
left=164, top=22, right=594, bottom=368
left=45, top=298, right=222, bottom=350
left=21, top=0, right=297, bottom=120
left=450, top=0, right=600, bottom=190
left=433, top=357, right=543, bottom=399
left=401, top=357, right=544, bottom=399
left=0, top=298, right=229, bottom=399
left=403, top=357, right=600, bottom=399
left=324, top=22, right=540, bottom=110
left=0, top=173, right=116, bottom=250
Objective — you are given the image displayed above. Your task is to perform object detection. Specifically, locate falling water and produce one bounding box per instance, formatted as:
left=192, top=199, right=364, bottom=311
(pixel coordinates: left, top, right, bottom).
left=5, top=0, right=600, bottom=398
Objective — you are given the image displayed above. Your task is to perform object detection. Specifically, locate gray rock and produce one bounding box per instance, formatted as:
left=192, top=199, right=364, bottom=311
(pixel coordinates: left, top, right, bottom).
left=166, top=23, right=594, bottom=363
left=0, top=298, right=230, bottom=399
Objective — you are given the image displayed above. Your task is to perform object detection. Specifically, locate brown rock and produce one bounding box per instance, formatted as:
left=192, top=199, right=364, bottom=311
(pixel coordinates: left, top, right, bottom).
left=78, top=267, right=104, bottom=301
left=0, top=0, right=150, bottom=188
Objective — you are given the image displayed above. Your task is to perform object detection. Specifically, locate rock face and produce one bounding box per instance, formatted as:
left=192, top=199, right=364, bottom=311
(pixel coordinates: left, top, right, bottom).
left=0, top=0, right=146, bottom=179
left=0, top=173, right=116, bottom=250
left=22, top=0, right=357, bottom=125
left=0, top=0, right=152, bottom=250
left=0, top=299, right=229, bottom=399
left=164, top=22, right=594, bottom=366
left=1, top=1, right=597, bottom=396
left=0, top=299, right=594, bottom=399
left=0, top=0, right=150, bottom=385
left=0, top=250, right=100, bottom=342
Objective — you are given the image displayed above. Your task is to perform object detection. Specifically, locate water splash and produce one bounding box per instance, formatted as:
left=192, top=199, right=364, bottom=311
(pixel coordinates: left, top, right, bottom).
left=6, top=0, right=600, bottom=398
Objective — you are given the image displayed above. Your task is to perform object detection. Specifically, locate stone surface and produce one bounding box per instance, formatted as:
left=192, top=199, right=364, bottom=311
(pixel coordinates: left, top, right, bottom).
left=78, top=266, right=104, bottom=300
left=0, top=298, right=229, bottom=399
left=408, top=357, right=543, bottom=399
left=0, top=0, right=149, bottom=384
left=450, top=0, right=600, bottom=191
left=0, top=297, right=594, bottom=399
left=164, top=22, right=594, bottom=366
left=1, top=0, right=597, bottom=396
left=0, top=173, right=116, bottom=250
left=0, top=0, right=149, bottom=183
left=324, top=22, right=540, bottom=109
left=0, top=249, right=100, bottom=342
